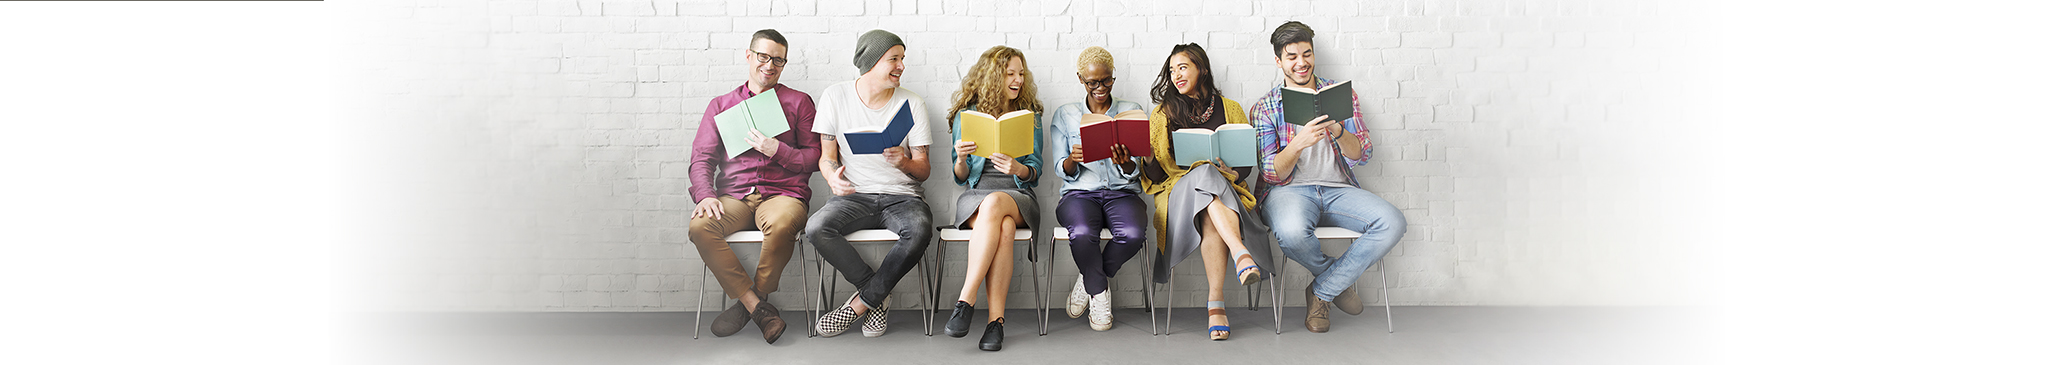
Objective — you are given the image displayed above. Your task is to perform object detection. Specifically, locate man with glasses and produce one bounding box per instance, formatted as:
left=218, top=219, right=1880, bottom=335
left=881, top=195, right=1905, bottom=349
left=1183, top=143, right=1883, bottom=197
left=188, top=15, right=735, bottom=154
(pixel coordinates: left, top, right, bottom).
left=686, top=29, right=818, bottom=344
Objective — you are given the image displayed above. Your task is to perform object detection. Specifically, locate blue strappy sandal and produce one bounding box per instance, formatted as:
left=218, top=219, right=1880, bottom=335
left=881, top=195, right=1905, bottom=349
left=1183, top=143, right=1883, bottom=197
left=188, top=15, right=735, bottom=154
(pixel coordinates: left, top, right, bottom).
left=1234, top=249, right=1262, bottom=285
left=1207, top=301, right=1230, bottom=340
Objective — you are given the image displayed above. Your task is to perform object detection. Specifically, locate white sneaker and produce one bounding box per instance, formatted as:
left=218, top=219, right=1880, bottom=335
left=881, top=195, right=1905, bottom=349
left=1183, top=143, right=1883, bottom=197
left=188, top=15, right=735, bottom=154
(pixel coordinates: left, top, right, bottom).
left=1088, top=291, right=1114, bottom=331
left=1066, top=274, right=1089, bottom=318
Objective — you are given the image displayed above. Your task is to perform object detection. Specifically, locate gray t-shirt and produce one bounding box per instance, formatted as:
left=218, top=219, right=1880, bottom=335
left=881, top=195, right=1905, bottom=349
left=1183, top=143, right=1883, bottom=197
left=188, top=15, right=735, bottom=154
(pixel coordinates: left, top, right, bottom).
left=813, top=80, right=934, bottom=196
left=1289, top=137, right=1355, bottom=188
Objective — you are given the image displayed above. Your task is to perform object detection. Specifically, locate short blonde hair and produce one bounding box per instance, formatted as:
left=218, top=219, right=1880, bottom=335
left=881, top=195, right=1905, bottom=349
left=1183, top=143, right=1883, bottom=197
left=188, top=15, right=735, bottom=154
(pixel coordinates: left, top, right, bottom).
left=1076, top=46, right=1114, bottom=73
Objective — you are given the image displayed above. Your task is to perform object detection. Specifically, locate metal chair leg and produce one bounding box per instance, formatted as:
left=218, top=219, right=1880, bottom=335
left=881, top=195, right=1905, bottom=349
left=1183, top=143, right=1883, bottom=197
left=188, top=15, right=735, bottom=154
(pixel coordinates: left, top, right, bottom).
left=1379, top=263, right=1392, bottom=333
left=920, top=239, right=935, bottom=336
left=1165, top=273, right=1173, bottom=336
left=1146, top=247, right=1158, bottom=335
left=694, top=266, right=707, bottom=339
left=1032, top=235, right=1047, bottom=336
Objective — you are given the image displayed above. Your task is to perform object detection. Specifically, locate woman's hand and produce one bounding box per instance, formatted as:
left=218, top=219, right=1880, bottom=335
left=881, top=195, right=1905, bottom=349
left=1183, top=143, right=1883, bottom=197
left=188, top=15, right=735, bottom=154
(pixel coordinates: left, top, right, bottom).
left=1067, top=144, right=1085, bottom=164
left=954, top=140, right=978, bottom=163
left=991, top=153, right=1029, bottom=178
left=1211, top=157, right=1238, bottom=181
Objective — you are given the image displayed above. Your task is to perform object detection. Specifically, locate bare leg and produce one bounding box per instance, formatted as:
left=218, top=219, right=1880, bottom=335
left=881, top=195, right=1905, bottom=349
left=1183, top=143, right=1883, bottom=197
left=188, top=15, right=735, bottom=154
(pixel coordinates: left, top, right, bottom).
left=985, top=215, right=1017, bottom=322
left=1198, top=210, right=1230, bottom=338
left=1205, top=197, right=1259, bottom=278
left=957, top=192, right=1022, bottom=306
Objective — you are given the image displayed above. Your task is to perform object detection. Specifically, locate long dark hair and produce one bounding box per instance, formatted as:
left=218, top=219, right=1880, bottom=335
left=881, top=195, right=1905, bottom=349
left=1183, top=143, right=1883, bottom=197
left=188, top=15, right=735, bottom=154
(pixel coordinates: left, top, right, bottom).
left=1150, top=43, right=1218, bottom=128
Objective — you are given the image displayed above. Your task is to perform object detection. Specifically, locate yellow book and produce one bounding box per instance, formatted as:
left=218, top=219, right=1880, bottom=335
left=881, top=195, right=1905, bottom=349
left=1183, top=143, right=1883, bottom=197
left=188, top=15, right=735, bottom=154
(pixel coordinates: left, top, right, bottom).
left=957, top=109, right=1036, bottom=159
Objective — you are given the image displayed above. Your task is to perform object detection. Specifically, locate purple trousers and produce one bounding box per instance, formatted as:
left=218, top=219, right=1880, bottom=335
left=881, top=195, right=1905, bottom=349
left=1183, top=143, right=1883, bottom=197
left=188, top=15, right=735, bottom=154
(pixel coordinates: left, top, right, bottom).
left=1055, top=189, right=1151, bottom=295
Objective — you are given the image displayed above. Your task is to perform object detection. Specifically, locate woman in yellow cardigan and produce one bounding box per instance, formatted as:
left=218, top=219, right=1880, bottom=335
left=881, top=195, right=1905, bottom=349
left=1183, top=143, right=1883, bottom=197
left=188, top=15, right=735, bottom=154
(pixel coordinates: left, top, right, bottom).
left=1139, top=43, right=1275, bottom=341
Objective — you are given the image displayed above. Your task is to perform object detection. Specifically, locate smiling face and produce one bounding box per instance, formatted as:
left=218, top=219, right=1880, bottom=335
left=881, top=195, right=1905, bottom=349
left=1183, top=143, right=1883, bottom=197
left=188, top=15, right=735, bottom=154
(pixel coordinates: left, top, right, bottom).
left=1275, top=41, right=1315, bottom=88
left=1077, top=62, right=1113, bottom=105
left=1169, top=52, right=1201, bottom=98
left=745, top=38, right=787, bottom=90
left=1001, top=56, right=1026, bottom=101
left=863, top=45, right=907, bottom=89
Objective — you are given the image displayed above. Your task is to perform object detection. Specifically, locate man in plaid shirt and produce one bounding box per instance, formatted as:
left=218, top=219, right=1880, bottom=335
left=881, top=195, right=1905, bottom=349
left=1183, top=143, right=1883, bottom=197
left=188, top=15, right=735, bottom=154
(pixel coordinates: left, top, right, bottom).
left=1248, top=21, right=1409, bottom=334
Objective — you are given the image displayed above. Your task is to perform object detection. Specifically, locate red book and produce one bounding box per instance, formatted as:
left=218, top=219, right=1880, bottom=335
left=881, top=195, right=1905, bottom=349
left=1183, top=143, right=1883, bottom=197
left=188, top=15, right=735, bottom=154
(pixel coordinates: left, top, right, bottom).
left=1078, top=109, right=1152, bottom=162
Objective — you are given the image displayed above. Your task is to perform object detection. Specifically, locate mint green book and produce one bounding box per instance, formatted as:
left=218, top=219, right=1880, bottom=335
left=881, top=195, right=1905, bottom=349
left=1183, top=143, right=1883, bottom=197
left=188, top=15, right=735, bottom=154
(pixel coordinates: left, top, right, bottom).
left=712, top=89, right=792, bottom=158
left=1170, top=124, right=1257, bottom=167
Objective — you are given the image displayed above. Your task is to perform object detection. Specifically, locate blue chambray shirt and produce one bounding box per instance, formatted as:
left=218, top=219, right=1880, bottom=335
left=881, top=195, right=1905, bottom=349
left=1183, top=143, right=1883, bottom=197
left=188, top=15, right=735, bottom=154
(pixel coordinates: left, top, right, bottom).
left=1049, top=97, right=1147, bottom=193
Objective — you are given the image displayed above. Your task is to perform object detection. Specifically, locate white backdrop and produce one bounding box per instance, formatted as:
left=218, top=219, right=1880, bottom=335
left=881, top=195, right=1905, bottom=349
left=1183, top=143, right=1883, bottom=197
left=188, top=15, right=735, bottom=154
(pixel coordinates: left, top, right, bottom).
left=334, top=0, right=1706, bottom=311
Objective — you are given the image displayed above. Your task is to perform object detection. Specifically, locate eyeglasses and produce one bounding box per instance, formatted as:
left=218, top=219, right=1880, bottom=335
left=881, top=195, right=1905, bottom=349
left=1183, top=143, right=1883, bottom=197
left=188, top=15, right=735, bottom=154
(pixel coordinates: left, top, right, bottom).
left=748, top=49, right=788, bottom=67
left=1082, top=77, right=1115, bottom=89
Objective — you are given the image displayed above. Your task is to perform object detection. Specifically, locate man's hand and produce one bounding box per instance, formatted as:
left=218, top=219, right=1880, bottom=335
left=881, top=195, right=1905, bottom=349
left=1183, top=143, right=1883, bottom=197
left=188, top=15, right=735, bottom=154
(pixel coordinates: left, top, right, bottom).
left=882, top=146, right=908, bottom=167
left=1290, top=115, right=1332, bottom=150
left=746, top=129, right=781, bottom=157
left=691, top=198, right=724, bottom=220
left=827, top=166, right=856, bottom=196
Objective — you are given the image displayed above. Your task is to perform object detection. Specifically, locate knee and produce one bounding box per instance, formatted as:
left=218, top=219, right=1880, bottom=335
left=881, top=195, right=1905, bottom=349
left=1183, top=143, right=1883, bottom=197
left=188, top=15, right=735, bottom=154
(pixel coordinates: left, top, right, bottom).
left=1108, top=225, right=1147, bottom=246
left=688, top=217, right=722, bottom=241
left=758, top=215, right=803, bottom=236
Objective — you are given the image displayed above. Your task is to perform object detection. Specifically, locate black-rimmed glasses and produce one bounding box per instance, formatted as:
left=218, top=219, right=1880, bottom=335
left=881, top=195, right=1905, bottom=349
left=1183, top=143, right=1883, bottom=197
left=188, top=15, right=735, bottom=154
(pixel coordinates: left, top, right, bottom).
left=1082, top=77, right=1115, bottom=89
left=749, top=49, right=788, bottom=67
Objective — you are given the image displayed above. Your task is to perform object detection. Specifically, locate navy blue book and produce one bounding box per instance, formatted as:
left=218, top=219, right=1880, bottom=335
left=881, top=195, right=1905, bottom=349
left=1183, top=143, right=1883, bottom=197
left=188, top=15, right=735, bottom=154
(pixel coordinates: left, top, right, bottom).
left=843, top=100, right=916, bottom=155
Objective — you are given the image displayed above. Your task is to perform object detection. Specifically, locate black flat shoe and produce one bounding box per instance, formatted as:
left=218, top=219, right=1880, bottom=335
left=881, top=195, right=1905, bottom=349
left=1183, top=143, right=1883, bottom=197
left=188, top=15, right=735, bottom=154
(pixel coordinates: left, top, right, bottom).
left=978, top=318, right=1004, bottom=351
left=943, top=301, right=973, bottom=338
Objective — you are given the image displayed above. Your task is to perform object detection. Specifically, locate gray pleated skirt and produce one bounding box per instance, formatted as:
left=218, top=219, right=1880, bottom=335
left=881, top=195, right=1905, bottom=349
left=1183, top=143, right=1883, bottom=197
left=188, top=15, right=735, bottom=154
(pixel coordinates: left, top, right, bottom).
left=1151, top=167, right=1274, bottom=283
left=952, top=188, right=1040, bottom=230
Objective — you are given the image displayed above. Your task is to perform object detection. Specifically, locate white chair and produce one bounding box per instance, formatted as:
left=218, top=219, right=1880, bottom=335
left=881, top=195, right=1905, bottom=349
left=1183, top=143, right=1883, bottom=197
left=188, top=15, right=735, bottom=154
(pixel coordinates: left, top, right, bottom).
left=809, top=229, right=938, bottom=337
left=1304, top=226, right=1394, bottom=333
left=1047, top=227, right=1158, bottom=334
left=691, top=229, right=807, bottom=339
left=933, top=227, right=1045, bottom=335
left=1151, top=240, right=1284, bottom=336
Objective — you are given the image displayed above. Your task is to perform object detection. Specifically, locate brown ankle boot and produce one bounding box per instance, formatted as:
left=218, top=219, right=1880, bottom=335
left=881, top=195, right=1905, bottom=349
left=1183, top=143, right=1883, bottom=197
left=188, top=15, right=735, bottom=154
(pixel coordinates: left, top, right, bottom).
left=1305, top=286, right=1331, bottom=333
left=752, top=301, right=785, bottom=344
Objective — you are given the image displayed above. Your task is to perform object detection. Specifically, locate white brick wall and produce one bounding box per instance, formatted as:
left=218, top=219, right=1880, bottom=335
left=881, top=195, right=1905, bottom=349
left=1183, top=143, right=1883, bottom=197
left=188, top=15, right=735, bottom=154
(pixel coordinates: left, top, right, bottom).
left=336, top=0, right=1699, bottom=311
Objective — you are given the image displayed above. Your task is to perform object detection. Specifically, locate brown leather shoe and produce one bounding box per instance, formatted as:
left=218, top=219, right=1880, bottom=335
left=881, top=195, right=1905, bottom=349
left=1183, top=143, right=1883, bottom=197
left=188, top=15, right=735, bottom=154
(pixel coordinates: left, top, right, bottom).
left=752, top=301, right=786, bottom=344
left=710, top=302, right=749, bottom=337
left=1305, top=286, right=1331, bottom=333
left=1335, top=285, right=1364, bottom=316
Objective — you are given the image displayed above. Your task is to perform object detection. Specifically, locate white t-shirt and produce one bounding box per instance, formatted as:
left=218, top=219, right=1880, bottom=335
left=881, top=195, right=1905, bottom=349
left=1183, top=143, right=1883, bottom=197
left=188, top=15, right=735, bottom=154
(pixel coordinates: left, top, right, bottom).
left=812, top=80, right=934, bottom=196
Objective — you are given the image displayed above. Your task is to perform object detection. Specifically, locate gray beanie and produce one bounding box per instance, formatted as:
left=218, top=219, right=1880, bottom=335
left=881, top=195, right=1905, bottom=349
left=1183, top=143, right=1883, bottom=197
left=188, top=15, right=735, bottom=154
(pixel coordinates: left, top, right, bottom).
left=852, top=29, right=904, bottom=74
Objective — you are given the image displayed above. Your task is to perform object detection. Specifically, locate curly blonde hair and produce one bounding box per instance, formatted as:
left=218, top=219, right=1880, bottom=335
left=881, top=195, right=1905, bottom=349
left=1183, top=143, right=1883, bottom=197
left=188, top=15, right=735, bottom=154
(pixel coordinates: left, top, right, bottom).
left=946, top=45, right=1043, bottom=129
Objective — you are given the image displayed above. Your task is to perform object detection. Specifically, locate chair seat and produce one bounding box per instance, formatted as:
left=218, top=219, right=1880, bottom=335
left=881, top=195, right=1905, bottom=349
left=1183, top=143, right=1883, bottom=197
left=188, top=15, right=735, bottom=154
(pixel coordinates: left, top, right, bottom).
left=721, top=230, right=766, bottom=242
left=1051, top=227, right=1116, bottom=240
left=1313, top=227, right=1361, bottom=239
left=844, top=229, right=903, bottom=242
left=936, top=228, right=1032, bottom=241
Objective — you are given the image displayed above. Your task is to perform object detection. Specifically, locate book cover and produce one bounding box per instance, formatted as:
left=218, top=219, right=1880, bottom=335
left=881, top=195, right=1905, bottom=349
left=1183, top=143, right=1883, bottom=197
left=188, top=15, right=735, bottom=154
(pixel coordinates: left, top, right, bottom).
left=957, top=109, right=1036, bottom=159
left=843, top=100, right=917, bottom=155
left=711, top=88, right=793, bottom=158
left=1281, top=80, right=1354, bottom=126
left=1171, top=124, right=1257, bottom=167
left=1077, top=109, right=1152, bottom=162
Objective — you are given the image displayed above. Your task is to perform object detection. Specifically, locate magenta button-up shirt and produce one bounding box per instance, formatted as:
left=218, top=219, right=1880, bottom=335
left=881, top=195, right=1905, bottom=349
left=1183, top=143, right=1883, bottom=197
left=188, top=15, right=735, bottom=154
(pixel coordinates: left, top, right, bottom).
left=688, top=83, right=822, bottom=203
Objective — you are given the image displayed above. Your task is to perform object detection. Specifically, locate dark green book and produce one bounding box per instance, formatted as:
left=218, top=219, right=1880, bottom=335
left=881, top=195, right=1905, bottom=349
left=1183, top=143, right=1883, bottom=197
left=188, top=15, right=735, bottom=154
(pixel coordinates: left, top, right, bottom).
left=1281, top=80, right=1353, bottom=126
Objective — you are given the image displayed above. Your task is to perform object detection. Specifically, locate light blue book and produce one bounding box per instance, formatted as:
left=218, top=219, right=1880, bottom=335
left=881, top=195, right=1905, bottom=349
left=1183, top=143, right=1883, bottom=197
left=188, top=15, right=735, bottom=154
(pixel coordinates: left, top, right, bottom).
left=1171, top=124, right=1257, bottom=168
left=712, top=89, right=792, bottom=158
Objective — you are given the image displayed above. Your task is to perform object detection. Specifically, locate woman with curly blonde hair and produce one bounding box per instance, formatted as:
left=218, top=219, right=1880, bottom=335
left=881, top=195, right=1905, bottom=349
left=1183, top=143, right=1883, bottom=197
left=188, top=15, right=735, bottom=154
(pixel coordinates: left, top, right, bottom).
left=939, top=45, right=1045, bottom=351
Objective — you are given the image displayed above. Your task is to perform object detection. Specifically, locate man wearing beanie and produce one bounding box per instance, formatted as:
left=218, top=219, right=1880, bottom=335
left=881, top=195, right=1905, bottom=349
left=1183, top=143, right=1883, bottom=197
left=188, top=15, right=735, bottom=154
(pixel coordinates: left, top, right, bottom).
left=806, top=29, right=936, bottom=338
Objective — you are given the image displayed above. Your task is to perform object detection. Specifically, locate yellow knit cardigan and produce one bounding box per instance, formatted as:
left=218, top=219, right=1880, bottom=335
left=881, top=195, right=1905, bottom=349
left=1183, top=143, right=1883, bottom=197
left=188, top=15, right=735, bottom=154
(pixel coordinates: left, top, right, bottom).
left=1142, top=98, right=1259, bottom=253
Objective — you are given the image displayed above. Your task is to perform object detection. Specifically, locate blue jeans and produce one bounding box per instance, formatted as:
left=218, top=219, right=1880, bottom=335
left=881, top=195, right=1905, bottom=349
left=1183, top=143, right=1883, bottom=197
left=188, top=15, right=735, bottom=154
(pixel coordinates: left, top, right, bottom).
left=1262, top=185, right=1406, bottom=302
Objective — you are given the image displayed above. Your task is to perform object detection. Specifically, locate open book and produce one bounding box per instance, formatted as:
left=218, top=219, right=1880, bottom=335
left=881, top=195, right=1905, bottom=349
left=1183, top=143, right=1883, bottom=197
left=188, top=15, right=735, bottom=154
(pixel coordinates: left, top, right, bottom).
left=712, top=88, right=793, bottom=158
left=1281, top=80, right=1353, bottom=126
left=1171, top=124, right=1257, bottom=167
left=843, top=100, right=917, bottom=155
left=1078, top=109, right=1152, bottom=162
left=957, top=109, right=1036, bottom=159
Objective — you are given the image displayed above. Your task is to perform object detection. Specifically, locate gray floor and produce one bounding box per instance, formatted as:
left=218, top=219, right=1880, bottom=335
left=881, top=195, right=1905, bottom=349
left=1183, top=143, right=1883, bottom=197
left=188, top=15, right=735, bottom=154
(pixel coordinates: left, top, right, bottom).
left=341, top=306, right=1714, bottom=364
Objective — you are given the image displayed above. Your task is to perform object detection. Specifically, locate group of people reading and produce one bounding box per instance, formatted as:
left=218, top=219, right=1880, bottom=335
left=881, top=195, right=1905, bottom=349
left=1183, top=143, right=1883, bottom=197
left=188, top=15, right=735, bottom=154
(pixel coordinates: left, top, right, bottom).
left=687, top=22, right=1408, bottom=351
